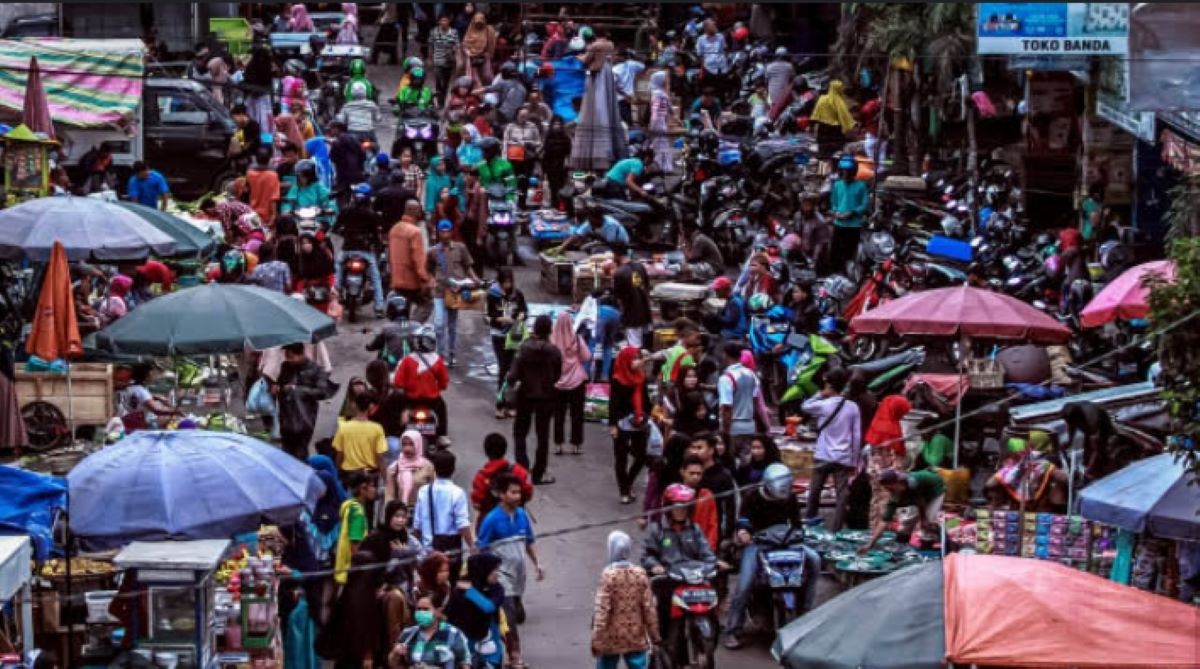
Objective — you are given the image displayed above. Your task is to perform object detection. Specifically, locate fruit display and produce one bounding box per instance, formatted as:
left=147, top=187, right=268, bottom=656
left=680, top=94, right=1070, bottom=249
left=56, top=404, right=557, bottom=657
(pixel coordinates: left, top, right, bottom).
left=36, top=558, right=117, bottom=578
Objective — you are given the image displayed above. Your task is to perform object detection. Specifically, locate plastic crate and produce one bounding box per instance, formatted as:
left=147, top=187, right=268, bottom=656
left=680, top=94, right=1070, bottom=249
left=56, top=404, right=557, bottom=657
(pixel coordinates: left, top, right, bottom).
left=967, top=358, right=1004, bottom=389
left=209, top=18, right=252, bottom=56
left=85, top=590, right=119, bottom=624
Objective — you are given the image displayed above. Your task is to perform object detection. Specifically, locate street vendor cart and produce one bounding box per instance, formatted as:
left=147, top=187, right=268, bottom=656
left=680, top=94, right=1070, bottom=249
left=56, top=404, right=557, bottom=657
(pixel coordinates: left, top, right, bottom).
left=113, top=540, right=230, bottom=669
left=0, top=535, right=34, bottom=662
left=15, top=363, right=114, bottom=451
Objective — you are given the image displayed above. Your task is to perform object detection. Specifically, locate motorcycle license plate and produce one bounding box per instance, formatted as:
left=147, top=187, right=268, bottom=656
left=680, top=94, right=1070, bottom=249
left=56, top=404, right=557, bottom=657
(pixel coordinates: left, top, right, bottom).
left=676, top=586, right=717, bottom=606
left=407, top=422, right=437, bottom=438
left=345, top=276, right=363, bottom=292
left=765, top=550, right=806, bottom=564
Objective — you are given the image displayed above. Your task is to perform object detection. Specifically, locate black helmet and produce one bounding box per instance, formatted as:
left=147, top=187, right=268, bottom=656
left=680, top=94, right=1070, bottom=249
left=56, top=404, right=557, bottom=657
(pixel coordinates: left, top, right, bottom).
left=698, top=129, right=719, bottom=154
left=295, top=159, right=316, bottom=182
left=477, top=136, right=502, bottom=158
left=747, top=199, right=765, bottom=217
left=308, top=34, right=326, bottom=47
left=499, top=61, right=518, bottom=78
left=284, top=59, right=307, bottom=77
left=385, top=294, right=409, bottom=321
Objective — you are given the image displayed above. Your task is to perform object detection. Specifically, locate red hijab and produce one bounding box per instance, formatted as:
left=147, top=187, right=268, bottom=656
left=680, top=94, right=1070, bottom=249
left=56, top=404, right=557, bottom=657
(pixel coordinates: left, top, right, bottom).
left=864, top=394, right=912, bottom=455
left=612, top=346, right=646, bottom=420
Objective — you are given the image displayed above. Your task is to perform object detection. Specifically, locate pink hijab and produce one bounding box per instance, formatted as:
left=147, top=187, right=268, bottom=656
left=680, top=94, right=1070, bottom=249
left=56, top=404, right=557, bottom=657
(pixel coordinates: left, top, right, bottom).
left=289, top=4, right=314, bottom=32
left=388, top=430, right=432, bottom=504
left=551, top=311, right=591, bottom=390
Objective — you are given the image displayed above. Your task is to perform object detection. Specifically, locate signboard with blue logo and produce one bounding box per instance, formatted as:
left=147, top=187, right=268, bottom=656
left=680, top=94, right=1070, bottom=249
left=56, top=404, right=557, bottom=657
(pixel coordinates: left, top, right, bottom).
left=977, top=3, right=1129, bottom=55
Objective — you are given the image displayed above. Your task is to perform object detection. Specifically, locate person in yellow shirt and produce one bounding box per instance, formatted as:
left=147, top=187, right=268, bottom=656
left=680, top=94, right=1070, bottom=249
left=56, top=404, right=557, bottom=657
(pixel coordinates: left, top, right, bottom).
left=334, top=471, right=375, bottom=584
left=333, top=393, right=388, bottom=475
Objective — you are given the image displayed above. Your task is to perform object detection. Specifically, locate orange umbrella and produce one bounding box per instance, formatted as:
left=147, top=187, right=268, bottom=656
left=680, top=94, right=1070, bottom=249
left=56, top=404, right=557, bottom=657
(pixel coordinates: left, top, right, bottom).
left=25, top=240, right=81, bottom=361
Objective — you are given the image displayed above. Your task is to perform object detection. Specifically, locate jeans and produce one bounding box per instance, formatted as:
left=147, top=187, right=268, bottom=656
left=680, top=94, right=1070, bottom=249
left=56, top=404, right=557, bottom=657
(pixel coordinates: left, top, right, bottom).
left=591, top=315, right=620, bottom=381
left=597, top=652, right=648, bottom=669
left=335, top=250, right=385, bottom=311
left=433, top=297, right=460, bottom=358
left=613, top=429, right=648, bottom=496
left=618, top=99, right=633, bottom=127
left=805, top=460, right=856, bottom=532
left=514, top=397, right=554, bottom=481
left=724, top=543, right=820, bottom=637
left=554, top=384, right=586, bottom=447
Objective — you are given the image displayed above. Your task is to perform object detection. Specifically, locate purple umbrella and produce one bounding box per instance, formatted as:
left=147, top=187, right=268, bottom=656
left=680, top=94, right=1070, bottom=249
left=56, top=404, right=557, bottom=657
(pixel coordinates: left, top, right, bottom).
left=21, top=56, right=54, bottom=141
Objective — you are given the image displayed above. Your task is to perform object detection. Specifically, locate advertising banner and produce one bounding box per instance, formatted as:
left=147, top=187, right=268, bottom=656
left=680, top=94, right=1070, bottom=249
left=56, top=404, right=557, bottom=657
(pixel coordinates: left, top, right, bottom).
left=977, top=3, right=1129, bottom=55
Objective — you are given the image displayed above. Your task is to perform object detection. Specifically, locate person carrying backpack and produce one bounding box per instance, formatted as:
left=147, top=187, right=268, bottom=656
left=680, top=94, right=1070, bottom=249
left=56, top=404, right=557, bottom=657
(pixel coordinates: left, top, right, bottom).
left=470, top=433, right=533, bottom=529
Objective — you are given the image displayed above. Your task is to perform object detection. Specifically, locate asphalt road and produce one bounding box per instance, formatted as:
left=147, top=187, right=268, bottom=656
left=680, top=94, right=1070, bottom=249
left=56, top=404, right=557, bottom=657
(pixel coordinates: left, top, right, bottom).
left=309, top=60, right=784, bottom=668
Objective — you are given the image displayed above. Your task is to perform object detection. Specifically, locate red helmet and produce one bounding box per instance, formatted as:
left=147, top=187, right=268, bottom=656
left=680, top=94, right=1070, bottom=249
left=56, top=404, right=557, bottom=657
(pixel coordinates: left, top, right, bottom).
left=733, top=26, right=749, bottom=41
left=663, top=483, right=696, bottom=506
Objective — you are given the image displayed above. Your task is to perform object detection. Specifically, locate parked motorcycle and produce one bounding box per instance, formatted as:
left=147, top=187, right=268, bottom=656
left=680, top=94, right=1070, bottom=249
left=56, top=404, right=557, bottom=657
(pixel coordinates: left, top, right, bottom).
left=485, top=184, right=518, bottom=266
left=390, top=104, right=438, bottom=166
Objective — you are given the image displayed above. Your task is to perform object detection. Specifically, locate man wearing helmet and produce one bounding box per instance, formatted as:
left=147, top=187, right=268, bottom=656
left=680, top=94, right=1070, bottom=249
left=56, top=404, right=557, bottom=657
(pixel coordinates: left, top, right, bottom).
left=641, top=483, right=718, bottom=632
left=337, top=82, right=382, bottom=139
left=393, top=323, right=450, bottom=438
left=476, top=137, right=517, bottom=192
left=282, top=159, right=335, bottom=215
left=475, top=61, right=527, bottom=125
left=366, top=294, right=412, bottom=366
left=342, top=58, right=375, bottom=101
left=709, top=277, right=748, bottom=342
left=829, top=153, right=869, bottom=272
left=723, top=462, right=819, bottom=650
left=334, top=183, right=387, bottom=318
left=395, top=66, right=434, bottom=109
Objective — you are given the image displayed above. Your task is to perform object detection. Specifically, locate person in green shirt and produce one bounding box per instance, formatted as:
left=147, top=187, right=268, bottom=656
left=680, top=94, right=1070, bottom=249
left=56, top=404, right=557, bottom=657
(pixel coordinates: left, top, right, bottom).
left=861, top=468, right=946, bottom=551
left=395, top=67, right=435, bottom=109
left=829, top=153, right=869, bottom=273
left=475, top=137, right=516, bottom=193
left=334, top=470, right=375, bottom=584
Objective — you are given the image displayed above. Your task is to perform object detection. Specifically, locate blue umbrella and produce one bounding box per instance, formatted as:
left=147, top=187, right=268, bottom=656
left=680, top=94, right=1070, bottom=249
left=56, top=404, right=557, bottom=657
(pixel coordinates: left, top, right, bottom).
left=67, top=431, right=325, bottom=549
left=1080, top=454, right=1200, bottom=541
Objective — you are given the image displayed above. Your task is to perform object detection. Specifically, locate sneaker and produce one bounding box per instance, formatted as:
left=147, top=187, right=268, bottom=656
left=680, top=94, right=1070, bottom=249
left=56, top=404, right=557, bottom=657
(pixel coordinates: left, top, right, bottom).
left=620, top=494, right=633, bottom=505
left=448, top=355, right=457, bottom=368
left=723, top=634, right=745, bottom=650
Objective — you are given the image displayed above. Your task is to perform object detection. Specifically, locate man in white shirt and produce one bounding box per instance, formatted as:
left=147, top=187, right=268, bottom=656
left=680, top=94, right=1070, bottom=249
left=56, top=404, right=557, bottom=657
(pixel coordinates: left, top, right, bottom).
left=612, top=49, right=646, bottom=127
left=717, top=342, right=765, bottom=466
left=799, top=368, right=862, bottom=532
left=412, top=450, right=476, bottom=574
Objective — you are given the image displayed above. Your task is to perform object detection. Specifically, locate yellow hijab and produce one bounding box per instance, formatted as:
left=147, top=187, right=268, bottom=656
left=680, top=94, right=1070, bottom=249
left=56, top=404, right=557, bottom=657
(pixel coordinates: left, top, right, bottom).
left=811, top=80, right=856, bottom=133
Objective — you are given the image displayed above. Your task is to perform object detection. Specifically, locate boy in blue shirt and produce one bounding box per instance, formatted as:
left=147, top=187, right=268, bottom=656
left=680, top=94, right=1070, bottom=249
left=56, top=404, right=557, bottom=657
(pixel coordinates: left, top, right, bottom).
left=126, top=161, right=170, bottom=210
left=477, top=472, right=543, bottom=665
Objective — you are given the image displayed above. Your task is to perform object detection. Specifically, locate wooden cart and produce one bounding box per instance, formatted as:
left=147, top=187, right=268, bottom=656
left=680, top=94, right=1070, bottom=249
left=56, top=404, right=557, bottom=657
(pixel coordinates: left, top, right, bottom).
left=14, top=363, right=114, bottom=450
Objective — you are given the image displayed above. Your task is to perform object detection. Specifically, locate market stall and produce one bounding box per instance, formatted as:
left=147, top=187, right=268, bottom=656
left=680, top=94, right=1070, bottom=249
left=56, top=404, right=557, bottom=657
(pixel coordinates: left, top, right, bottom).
left=0, top=536, right=34, bottom=661
left=112, top=539, right=230, bottom=669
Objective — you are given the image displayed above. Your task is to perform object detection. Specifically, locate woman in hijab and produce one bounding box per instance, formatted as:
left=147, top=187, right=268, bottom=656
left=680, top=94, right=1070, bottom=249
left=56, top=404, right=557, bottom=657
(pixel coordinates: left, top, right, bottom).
left=735, top=434, right=782, bottom=486
left=445, top=77, right=479, bottom=115
left=325, top=550, right=385, bottom=666
left=416, top=551, right=453, bottom=603
left=274, top=113, right=307, bottom=158
left=551, top=311, right=592, bottom=456
left=591, top=531, right=659, bottom=668
left=610, top=346, right=650, bottom=504
left=540, top=116, right=573, bottom=209
left=424, top=155, right=458, bottom=214
left=864, top=394, right=913, bottom=528
left=810, top=79, right=857, bottom=157
left=294, top=233, right=336, bottom=313
left=434, top=189, right=466, bottom=241
left=461, top=12, right=496, bottom=82
left=452, top=2, right=476, bottom=36
left=98, top=275, right=133, bottom=324
left=307, top=454, right=347, bottom=563
left=445, top=553, right=506, bottom=667
left=288, top=4, right=314, bottom=32
left=456, top=122, right=485, bottom=169
left=385, top=430, right=434, bottom=507
left=648, top=71, right=675, bottom=174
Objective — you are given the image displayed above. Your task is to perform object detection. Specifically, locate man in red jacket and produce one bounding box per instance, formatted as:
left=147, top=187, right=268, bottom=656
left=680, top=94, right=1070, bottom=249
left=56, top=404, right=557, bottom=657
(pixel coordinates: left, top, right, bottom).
left=392, top=325, right=450, bottom=437
left=470, top=433, right=534, bottom=530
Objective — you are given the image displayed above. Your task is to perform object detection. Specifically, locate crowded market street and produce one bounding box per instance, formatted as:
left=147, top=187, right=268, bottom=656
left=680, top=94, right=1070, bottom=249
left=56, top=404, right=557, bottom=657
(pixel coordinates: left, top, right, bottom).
left=0, top=4, right=1198, bottom=669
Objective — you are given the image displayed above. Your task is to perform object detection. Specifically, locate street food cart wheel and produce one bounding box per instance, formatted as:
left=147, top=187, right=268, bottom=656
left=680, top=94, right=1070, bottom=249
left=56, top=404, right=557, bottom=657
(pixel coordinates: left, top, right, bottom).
left=20, top=400, right=69, bottom=451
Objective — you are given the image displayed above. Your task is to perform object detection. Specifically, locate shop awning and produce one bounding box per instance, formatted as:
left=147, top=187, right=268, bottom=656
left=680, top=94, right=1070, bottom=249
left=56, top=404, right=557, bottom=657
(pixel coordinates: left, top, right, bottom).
left=0, top=535, right=31, bottom=602
left=0, top=38, right=145, bottom=128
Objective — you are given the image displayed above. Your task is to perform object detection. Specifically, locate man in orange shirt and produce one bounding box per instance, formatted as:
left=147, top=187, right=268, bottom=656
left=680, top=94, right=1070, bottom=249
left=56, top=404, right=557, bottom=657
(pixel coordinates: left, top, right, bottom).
left=245, top=149, right=281, bottom=228
left=387, top=199, right=434, bottom=322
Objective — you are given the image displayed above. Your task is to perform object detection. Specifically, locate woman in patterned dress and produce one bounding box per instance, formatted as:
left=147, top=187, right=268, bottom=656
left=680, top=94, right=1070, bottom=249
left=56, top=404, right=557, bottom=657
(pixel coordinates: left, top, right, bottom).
left=590, top=531, right=661, bottom=669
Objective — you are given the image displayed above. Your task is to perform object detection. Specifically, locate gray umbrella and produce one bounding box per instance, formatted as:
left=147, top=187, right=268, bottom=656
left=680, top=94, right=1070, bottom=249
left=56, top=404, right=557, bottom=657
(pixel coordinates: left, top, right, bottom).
left=0, top=196, right=177, bottom=261
left=569, top=61, right=629, bottom=171
left=94, top=283, right=337, bottom=356
left=772, top=561, right=945, bottom=669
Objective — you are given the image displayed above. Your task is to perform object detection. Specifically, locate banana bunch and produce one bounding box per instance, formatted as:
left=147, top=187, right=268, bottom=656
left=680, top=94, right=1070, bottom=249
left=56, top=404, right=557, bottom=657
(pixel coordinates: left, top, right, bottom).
left=38, top=558, right=116, bottom=577
left=214, top=554, right=249, bottom=586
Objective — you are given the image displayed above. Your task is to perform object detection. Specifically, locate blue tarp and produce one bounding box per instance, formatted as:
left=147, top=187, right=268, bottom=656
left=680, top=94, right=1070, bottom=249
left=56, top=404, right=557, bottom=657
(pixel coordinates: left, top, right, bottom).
left=0, top=466, right=67, bottom=560
left=1080, top=454, right=1200, bottom=541
left=533, top=58, right=588, bottom=123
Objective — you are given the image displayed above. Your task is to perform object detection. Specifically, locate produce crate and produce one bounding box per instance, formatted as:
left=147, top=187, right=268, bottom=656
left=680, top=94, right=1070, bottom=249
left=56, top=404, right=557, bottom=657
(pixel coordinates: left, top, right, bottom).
left=780, top=443, right=815, bottom=479
left=539, top=252, right=575, bottom=296
left=966, top=358, right=1004, bottom=390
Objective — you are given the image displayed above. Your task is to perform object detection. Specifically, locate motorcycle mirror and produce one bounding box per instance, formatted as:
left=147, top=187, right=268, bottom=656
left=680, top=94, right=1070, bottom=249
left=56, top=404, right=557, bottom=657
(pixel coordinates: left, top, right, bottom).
left=1007, top=276, right=1022, bottom=286
left=1032, top=300, right=1048, bottom=311
left=970, top=236, right=984, bottom=248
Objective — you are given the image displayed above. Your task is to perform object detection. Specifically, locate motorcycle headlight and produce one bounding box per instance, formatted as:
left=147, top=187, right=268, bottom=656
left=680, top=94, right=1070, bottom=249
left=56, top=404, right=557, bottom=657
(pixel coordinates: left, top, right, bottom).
left=420, top=125, right=434, bottom=139
left=494, top=213, right=512, bottom=225
left=405, top=127, right=417, bottom=139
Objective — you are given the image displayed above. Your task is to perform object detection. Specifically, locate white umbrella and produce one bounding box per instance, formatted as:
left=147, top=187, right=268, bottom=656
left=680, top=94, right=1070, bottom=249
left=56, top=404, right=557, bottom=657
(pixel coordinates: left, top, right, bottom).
left=0, top=196, right=176, bottom=261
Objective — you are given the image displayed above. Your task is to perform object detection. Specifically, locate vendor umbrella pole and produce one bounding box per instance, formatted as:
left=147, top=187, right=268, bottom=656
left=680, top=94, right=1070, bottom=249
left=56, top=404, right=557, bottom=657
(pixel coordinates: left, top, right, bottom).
left=952, top=334, right=969, bottom=469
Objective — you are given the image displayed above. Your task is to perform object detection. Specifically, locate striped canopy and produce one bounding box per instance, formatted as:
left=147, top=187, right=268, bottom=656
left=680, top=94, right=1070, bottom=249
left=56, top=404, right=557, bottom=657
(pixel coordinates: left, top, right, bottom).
left=0, top=38, right=144, bottom=128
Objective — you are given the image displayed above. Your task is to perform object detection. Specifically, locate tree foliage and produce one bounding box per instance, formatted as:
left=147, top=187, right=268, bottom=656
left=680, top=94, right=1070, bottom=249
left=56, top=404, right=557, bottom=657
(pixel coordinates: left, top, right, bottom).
left=1148, top=174, right=1200, bottom=478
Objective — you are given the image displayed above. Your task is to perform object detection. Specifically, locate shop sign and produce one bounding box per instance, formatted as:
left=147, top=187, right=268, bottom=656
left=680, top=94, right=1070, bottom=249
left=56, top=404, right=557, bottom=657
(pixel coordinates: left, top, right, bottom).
left=1007, top=54, right=1090, bottom=72
left=1160, top=128, right=1200, bottom=175
left=977, top=3, right=1129, bottom=55
left=1159, top=111, right=1200, bottom=144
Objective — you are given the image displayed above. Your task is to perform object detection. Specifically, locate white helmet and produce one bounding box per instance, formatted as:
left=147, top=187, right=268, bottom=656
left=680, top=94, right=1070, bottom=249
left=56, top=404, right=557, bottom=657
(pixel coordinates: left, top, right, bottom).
left=761, top=463, right=794, bottom=501
left=412, top=324, right=437, bottom=353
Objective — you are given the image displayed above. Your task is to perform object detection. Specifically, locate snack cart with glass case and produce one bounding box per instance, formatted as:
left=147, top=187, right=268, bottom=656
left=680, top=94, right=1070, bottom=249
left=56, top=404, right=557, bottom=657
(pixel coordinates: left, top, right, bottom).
left=113, top=540, right=230, bottom=669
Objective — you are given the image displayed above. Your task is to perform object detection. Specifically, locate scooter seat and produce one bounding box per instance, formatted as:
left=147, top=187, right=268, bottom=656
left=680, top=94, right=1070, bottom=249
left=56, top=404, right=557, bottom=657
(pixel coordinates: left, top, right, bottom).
left=596, top=198, right=653, bottom=215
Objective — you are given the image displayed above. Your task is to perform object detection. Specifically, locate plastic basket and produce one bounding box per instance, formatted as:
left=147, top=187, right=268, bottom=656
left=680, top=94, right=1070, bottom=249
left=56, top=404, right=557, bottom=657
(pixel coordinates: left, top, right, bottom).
left=209, top=18, right=252, bottom=56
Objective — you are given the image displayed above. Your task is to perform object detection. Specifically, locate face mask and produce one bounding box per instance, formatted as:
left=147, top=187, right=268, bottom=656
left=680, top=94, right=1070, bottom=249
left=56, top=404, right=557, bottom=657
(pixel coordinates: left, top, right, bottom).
left=414, top=610, right=435, bottom=627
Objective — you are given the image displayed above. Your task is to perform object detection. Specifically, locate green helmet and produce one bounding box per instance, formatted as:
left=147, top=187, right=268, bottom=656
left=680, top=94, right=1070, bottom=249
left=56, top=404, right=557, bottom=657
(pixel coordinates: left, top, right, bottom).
left=349, top=58, right=366, bottom=77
